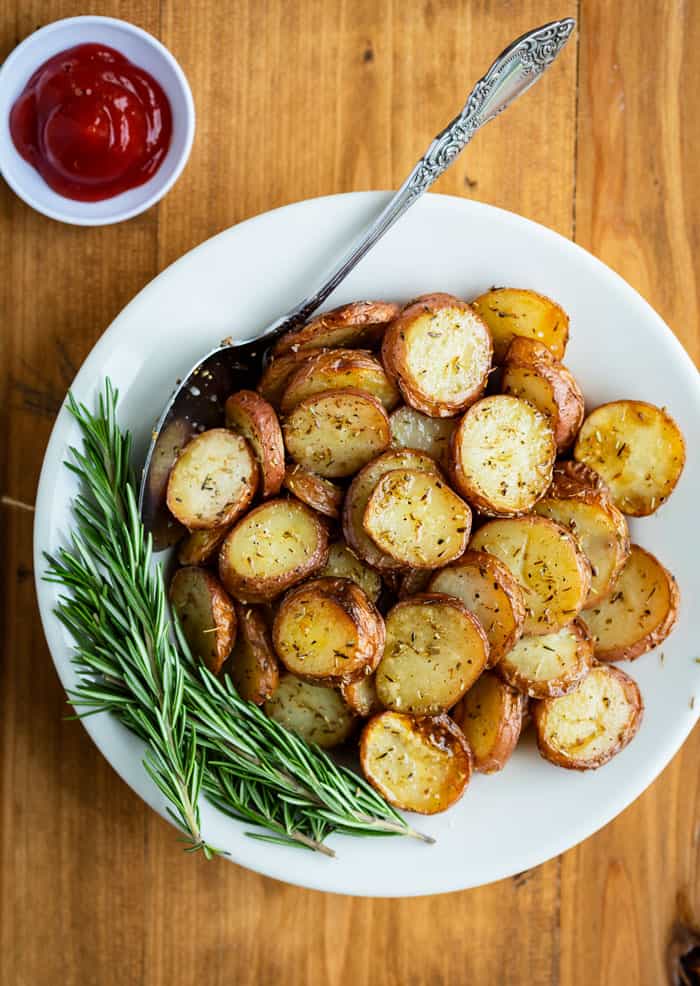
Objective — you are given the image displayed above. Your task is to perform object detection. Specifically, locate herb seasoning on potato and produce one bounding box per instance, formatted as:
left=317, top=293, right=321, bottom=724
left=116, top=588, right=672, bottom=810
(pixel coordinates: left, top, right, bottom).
left=161, top=290, right=684, bottom=818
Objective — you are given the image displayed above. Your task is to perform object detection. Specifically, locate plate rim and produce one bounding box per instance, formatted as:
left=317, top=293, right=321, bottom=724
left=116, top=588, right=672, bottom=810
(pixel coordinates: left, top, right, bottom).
left=33, top=190, right=700, bottom=896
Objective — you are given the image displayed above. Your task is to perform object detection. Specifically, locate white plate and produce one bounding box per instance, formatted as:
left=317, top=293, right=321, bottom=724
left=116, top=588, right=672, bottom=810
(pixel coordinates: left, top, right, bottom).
left=34, top=192, right=700, bottom=897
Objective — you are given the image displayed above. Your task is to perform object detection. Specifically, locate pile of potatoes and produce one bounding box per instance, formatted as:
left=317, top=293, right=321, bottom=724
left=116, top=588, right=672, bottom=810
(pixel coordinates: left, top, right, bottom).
left=166, top=290, right=684, bottom=815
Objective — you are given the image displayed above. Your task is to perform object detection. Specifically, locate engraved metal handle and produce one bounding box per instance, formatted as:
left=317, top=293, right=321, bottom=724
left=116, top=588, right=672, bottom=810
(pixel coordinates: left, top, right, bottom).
left=263, top=17, right=575, bottom=340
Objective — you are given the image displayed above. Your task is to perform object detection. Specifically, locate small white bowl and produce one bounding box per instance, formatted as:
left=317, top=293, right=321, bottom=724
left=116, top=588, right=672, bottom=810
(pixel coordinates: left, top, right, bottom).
left=0, top=16, right=195, bottom=225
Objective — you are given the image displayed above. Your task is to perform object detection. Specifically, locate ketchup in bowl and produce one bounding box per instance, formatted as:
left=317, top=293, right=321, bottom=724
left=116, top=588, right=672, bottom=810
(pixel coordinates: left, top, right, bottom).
left=9, top=43, right=172, bottom=201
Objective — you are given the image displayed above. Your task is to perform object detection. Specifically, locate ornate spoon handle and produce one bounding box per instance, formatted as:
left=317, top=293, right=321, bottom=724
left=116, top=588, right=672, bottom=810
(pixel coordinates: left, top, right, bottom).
left=266, top=18, right=575, bottom=337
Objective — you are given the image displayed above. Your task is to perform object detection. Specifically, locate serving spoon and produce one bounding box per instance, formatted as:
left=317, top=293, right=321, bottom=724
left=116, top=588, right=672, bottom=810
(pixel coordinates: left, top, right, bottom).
left=140, top=17, right=575, bottom=549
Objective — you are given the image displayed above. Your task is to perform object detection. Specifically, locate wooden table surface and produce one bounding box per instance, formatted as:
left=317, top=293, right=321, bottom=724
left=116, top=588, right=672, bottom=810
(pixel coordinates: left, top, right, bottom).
left=1, top=2, right=698, bottom=984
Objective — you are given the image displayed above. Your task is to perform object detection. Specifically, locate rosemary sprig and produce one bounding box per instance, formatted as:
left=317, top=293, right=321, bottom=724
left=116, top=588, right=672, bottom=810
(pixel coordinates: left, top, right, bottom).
left=45, top=381, right=432, bottom=856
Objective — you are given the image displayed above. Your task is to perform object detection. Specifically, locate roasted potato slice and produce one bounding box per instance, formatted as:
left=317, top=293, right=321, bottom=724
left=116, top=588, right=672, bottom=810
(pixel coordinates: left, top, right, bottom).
left=282, top=464, right=343, bottom=520
left=219, top=498, right=328, bottom=602
left=228, top=603, right=280, bottom=704
left=501, top=337, right=585, bottom=453
left=470, top=516, right=591, bottom=635
left=264, top=674, right=355, bottom=748
left=360, top=711, right=472, bottom=813
left=389, top=405, right=457, bottom=466
left=470, top=287, right=569, bottom=363
left=579, top=544, right=679, bottom=662
left=320, top=541, right=382, bottom=603
left=534, top=464, right=630, bottom=607
left=381, top=293, right=492, bottom=417
left=272, top=300, right=400, bottom=356
left=177, top=525, right=230, bottom=566
left=283, top=388, right=391, bottom=478
left=341, top=674, right=381, bottom=717
left=342, top=449, right=441, bottom=570
left=428, top=549, right=526, bottom=666
left=273, top=577, right=385, bottom=685
left=169, top=566, right=236, bottom=674
left=280, top=348, right=400, bottom=414
left=166, top=428, right=258, bottom=530
left=376, top=594, right=489, bottom=714
left=257, top=349, right=318, bottom=408
left=225, top=390, right=285, bottom=498
left=573, top=400, right=685, bottom=516
left=452, top=671, right=523, bottom=773
left=450, top=395, right=556, bottom=516
left=498, top=620, right=594, bottom=698
left=533, top=664, right=643, bottom=770
left=363, top=469, right=471, bottom=569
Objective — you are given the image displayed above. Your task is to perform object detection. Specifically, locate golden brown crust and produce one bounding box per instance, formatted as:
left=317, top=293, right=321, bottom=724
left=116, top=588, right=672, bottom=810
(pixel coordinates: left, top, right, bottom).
left=534, top=465, right=631, bottom=608
left=427, top=549, right=526, bottom=666
left=169, top=567, right=236, bottom=674
left=450, top=395, right=556, bottom=516
left=280, top=348, right=400, bottom=414
left=359, top=711, right=472, bottom=813
left=166, top=428, right=258, bottom=530
left=362, top=468, right=471, bottom=569
left=573, top=400, right=686, bottom=516
left=272, top=576, right=385, bottom=685
left=225, top=390, right=285, bottom=498
left=283, top=387, right=391, bottom=478
left=340, top=675, right=382, bottom=717
left=272, top=301, right=400, bottom=356
left=342, top=449, right=441, bottom=571
left=533, top=664, right=643, bottom=770
left=452, top=671, right=523, bottom=773
left=470, top=287, right=570, bottom=363
left=282, top=464, right=343, bottom=519
left=257, top=350, right=319, bottom=408
left=218, top=498, right=329, bottom=602
left=469, top=515, right=592, bottom=635
left=381, top=294, right=492, bottom=417
left=177, top=525, right=230, bottom=566
left=228, top=603, right=280, bottom=704
left=579, top=544, right=680, bottom=662
left=496, top=620, right=594, bottom=699
left=376, top=594, right=489, bottom=714
left=501, top=337, right=585, bottom=453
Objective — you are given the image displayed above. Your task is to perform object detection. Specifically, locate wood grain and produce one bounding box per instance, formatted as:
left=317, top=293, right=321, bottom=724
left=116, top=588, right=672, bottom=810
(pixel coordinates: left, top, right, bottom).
left=0, top=1, right=696, bottom=984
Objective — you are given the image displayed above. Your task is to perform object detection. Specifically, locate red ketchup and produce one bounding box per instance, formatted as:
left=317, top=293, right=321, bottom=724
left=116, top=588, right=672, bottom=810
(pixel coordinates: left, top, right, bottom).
left=9, top=43, right=172, bottom=201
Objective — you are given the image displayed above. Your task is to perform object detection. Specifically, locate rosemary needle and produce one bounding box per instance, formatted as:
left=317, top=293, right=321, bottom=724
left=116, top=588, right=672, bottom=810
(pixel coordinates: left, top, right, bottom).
left=45, top=381, right=431, bottom=857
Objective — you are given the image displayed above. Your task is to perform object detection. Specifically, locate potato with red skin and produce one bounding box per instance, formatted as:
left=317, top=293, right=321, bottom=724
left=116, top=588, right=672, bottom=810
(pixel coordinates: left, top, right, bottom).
left=280, top=348, right=400, bottom=414
left=225, top=390, right=285, bottom=498
left=167, top=428, right=258, bottom=530
left=283, top=464, right=343, bottom=520
left=533, top=664, right=643, bottom=770
left=272, top=300, right=400, bottom=356
left=170, top=567, right=236, bottom=674
left=573, top=400, right=686, bottom=516
left=501, top=337, right=584, bottom=453
left=428, top=550, right=526, bottom=667
left=470, top=287, right=570, bottom=363
left=452, top=672, right=523, bottom=773
left=497, top=620, right=594, bottom=699
left=229, top=603, right=280, bottom=704
left=579, top=544, right=680, bottom=662
left=283, top=388, right=391, bottom=479
left=219, top=498, right=329, bottom=602
left=360, top=711, right=472, bottom=814
left=381, top=293, right=492, bottom=417
left=273, top=577, right=385, bottom=686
